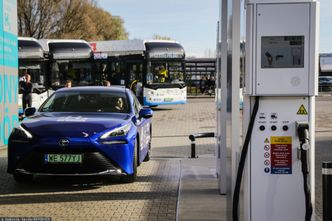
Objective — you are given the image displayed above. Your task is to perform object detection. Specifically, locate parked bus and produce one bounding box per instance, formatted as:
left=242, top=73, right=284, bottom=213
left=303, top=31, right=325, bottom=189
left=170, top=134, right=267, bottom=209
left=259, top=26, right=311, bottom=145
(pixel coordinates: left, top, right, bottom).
left=90, top=39, right=145, bottom=89
left=18, top=37, right=49, bottom=112
left=144, top=40, right=186, bottom=106
left=39, top=39, right=95, bottom=89
left=90, top=39, right=186, bottom=106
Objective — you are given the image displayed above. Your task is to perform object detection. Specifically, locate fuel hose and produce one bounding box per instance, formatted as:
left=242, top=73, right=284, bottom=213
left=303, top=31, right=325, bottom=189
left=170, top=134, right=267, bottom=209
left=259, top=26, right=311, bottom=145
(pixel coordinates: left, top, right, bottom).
left=300, top=143, right=313, bottom=221
left=232, top=96, right=259, bottom=221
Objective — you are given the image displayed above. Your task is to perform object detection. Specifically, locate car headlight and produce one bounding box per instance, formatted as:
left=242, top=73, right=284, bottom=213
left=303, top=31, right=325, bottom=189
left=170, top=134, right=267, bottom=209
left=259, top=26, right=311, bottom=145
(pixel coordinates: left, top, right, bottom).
left=100, top=124, right=132, bottom=139
left=12, top=125, right=33, bottom=139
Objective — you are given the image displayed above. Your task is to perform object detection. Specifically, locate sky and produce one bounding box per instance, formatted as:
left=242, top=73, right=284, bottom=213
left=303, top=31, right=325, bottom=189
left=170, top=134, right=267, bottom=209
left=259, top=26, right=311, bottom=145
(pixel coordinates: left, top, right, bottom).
left=97, top=0, right=332, bottom=57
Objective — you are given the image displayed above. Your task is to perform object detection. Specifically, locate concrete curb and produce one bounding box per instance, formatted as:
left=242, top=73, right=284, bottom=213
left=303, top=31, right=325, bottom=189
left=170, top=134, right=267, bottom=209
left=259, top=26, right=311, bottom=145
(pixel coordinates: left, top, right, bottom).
left=188, top=96, right=215, bottom=99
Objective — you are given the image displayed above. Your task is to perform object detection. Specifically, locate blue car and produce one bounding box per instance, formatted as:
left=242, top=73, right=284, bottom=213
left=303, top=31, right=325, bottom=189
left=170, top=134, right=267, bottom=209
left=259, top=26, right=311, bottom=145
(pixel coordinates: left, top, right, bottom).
left=7, top=86, right=153, bottom=183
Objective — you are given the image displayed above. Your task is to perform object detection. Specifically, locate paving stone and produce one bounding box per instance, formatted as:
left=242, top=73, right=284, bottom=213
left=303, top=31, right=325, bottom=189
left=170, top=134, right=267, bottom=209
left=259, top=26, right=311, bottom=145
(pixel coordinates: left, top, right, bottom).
left=0, top=98, right=218, bottom=221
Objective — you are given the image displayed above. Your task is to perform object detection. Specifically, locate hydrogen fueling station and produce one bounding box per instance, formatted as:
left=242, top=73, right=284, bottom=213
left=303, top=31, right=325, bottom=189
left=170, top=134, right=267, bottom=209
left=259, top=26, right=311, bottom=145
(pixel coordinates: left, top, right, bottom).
left=0, top=0, right=328, bottom=220
left=216, top=0, right=319, bottom=220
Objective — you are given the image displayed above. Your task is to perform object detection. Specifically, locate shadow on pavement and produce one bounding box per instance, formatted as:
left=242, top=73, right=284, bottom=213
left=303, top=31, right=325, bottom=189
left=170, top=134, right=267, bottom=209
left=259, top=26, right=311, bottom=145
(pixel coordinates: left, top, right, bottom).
left=150, top=107, right=174, bottom=111
left=0, top=157, right=179, bottom=198
left=0, top=190, right=176, bottom=205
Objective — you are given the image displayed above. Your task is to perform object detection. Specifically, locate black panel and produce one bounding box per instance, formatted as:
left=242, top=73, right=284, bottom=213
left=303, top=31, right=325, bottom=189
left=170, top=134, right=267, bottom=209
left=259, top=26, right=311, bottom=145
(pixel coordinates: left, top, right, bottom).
left=145, top=82, right=185, bottom=89
left=17, top=150, right=121, bottom=174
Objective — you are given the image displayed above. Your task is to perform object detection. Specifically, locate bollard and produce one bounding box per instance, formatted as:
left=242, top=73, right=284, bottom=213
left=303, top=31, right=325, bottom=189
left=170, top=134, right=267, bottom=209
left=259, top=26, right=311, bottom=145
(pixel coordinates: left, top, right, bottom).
left=189, top=134, right=196, bottom=158
left=191, top=140, right=196, bottom=158
left=322, top=161, right=332, bottom=221
left=188, top=133, right=214, bottom=158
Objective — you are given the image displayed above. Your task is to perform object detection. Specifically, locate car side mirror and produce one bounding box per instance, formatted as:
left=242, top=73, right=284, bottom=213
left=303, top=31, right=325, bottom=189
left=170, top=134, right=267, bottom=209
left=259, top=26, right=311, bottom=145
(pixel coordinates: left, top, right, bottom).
left=24, top=107, right=36, bottom=117
left=139, top=108, right=153, bottom=119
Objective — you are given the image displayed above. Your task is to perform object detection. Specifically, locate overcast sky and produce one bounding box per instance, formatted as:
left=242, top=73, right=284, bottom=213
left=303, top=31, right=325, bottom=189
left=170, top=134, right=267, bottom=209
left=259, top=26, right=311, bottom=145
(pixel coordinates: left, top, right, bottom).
left=97, top=0, right=332, bottom=57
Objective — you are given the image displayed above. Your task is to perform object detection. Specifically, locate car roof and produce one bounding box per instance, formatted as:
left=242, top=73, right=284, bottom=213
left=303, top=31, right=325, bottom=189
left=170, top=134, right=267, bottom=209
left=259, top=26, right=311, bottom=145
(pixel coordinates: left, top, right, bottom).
left=56, top=86, right=129, bottom=93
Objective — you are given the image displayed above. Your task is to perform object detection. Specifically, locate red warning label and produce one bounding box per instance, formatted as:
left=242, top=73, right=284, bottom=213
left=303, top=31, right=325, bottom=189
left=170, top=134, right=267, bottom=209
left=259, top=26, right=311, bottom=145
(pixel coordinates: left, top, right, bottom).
left=270, top=136, right=292, bottom=174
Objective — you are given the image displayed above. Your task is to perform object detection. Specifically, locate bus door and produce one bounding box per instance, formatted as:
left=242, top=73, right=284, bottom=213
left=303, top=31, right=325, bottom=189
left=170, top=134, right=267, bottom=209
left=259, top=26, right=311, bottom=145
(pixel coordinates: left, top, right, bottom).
left=94, top=60, right=109, bottom=85
left=109, top=60, right=127, bottom=86
left=127, top=62, right=144, bottom=98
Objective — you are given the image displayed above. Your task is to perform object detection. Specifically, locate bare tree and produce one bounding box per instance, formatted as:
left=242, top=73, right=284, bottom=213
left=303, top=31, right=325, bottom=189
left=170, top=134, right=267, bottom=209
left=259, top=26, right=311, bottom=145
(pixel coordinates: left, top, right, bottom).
left=18, top=0, right=62, bottom=38
left=52, top=0, right=96, bottom=39
left=18, top=0, right=128, bottom=41
left=89, top=8, right=128, bottom=40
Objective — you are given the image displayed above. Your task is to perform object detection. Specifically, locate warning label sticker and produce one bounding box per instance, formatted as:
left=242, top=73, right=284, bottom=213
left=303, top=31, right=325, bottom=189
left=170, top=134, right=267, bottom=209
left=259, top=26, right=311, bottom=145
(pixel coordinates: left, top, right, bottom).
left=297, top=104, right=308, bottom=115
left=270, top=136, right=292, bottom=174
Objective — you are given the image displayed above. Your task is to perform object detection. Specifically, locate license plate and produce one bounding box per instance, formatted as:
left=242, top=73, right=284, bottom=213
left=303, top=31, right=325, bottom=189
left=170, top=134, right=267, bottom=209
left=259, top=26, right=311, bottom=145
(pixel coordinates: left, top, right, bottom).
left=45, top=154, right=83, bottom=164
left=164, top=98, right=173, bottom=102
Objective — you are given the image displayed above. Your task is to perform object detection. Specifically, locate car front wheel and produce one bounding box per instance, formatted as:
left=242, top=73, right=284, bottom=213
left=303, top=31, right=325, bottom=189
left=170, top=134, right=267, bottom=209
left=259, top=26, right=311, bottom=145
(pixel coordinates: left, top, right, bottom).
left=121, top=140, right=138, bottom=183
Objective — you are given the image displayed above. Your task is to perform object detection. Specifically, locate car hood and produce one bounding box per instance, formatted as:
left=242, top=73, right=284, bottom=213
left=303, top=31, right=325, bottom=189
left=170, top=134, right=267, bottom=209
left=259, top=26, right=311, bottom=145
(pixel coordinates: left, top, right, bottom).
left=22, top=112, right=132, bottom=138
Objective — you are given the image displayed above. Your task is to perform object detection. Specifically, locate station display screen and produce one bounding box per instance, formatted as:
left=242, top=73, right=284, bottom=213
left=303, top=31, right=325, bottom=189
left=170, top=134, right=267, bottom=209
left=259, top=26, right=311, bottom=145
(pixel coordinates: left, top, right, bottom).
left=261, top=36, right=304, bottom=69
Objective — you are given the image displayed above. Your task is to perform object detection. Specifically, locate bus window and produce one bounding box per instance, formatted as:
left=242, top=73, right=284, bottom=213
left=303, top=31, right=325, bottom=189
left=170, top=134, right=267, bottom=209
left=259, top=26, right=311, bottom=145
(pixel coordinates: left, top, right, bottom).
left=19, top=62, right=45, bottom=85
left=148, top=62, right=184, bottom=84
left=51, top=60, right=93, bottom=87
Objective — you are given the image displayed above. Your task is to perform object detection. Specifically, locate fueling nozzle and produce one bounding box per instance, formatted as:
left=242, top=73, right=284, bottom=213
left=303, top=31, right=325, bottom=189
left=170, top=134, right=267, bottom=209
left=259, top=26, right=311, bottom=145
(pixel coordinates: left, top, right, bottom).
left=296, top=121, right=313, bottom=221
left=297, top=122, right=310, bottom=150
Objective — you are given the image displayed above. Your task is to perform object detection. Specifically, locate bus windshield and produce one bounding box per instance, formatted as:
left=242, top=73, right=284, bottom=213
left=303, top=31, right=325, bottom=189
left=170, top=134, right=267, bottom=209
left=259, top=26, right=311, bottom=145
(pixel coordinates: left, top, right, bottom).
left=51, top=60, right=93, bottom=88
left=147, top=61, right=184, bottom=84
left=19, top=61, right=45, bottom=86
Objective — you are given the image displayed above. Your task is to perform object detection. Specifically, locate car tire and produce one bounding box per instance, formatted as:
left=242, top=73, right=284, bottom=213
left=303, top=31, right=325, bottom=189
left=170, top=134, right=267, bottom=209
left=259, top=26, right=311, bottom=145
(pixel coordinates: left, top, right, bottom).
left=13, top=172, right=33, bottom=183
left=143, top=140, right=151, bottom=162
left=144, top=125, right=152, bottom=162
left=121, top=140, right=138, bottom=183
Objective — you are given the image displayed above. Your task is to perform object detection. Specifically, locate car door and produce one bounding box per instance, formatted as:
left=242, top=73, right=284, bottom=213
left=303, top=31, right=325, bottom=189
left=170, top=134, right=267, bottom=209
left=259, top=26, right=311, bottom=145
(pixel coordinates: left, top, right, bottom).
left=132, top=94, right=151, bottom=163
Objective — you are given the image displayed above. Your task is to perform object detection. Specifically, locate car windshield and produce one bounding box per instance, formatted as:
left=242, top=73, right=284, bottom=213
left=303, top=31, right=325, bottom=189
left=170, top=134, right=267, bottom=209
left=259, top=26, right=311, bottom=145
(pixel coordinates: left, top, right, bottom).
left=39, top=91, right=130, bottom=113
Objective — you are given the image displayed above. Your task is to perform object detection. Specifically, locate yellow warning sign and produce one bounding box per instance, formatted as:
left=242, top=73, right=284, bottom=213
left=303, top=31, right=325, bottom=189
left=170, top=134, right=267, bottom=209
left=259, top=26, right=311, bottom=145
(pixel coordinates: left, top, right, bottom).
left=271, top=136, right=292, bottom=144
left=297, top=104, right=308, bottom=115
left=264, top=138, right=269, bottom=143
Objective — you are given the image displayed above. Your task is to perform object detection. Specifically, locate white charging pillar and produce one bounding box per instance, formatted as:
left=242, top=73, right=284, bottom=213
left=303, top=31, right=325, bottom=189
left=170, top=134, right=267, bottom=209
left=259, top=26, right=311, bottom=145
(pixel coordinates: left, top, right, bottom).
left=243, top=0, right=319, bottom=220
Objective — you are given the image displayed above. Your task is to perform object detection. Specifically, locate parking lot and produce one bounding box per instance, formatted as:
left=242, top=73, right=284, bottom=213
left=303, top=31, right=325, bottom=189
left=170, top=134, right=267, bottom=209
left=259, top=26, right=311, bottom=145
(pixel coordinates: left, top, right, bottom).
left=0, top=96, right=331, bottom=220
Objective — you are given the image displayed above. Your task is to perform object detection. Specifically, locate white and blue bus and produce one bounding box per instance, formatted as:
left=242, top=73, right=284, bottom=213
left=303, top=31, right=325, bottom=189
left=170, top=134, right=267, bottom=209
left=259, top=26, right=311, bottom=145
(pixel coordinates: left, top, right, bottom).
left=39, top=39, right=96, bottom=89
left=144, top=40, right=186, bottom=106
left=90, top=40, right=187, bottom=106
left=18, top=37, right=50, bottom=113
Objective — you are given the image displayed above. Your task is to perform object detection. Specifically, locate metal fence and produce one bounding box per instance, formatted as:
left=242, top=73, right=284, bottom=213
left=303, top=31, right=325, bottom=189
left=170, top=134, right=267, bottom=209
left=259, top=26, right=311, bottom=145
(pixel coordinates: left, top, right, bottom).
left=185, top=58, right=216, bottom=96
left=319, top=84, right=332, bottom=93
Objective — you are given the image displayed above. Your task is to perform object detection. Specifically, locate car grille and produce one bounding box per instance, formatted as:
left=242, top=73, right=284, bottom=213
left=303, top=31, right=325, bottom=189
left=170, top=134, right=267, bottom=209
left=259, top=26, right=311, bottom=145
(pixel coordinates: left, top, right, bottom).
left=17, top=150, right=120, bottom=174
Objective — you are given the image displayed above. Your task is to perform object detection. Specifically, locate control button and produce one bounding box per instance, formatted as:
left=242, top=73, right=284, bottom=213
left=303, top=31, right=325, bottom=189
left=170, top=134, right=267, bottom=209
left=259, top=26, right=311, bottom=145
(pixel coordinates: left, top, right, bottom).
left=282, top=125, right=289, bottom=131
left=259, top=125, right=265, bottom=131
left=271, top=125, right=277, bottom=131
